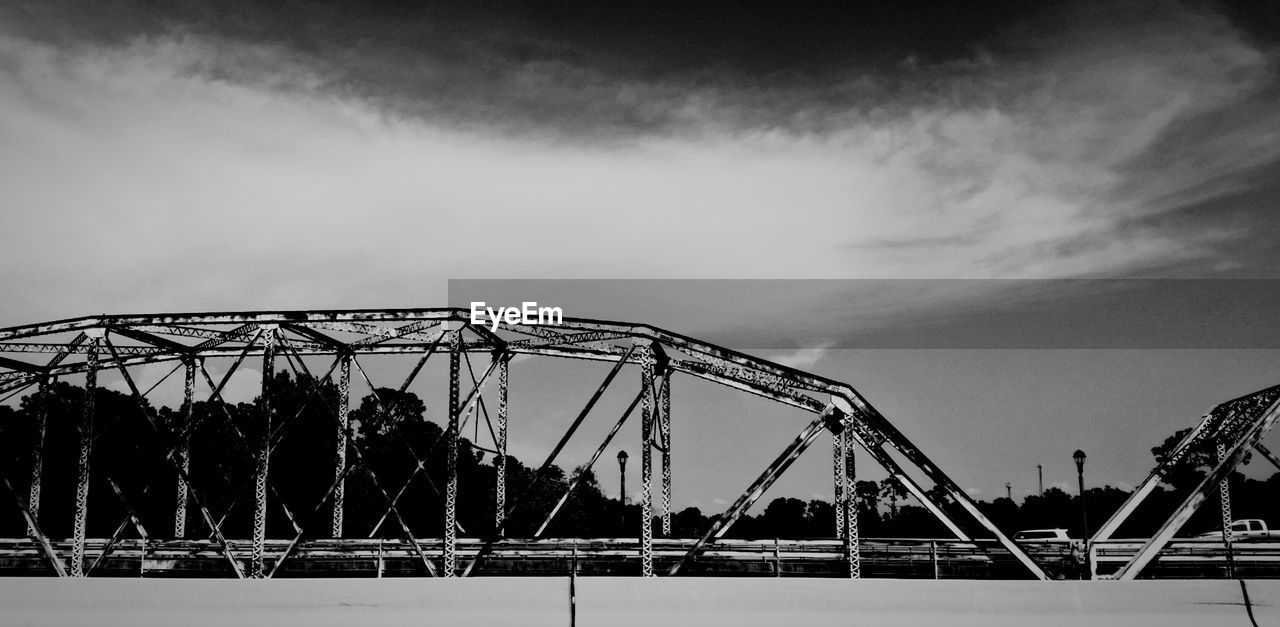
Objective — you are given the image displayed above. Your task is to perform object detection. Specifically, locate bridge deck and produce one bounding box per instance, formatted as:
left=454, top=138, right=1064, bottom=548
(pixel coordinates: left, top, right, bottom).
left=3, top=537, right=1277, bottom=579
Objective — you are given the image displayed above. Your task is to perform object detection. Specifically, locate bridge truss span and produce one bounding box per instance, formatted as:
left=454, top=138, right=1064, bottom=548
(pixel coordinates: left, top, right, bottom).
left=0, top=309, right=1048, bottom=579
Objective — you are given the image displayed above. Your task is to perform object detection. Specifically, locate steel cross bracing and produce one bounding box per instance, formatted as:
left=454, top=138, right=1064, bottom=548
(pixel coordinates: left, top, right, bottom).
left=0, top=309, right=1048, bottom=579
left=1092, top=384, right=1280, bottom=580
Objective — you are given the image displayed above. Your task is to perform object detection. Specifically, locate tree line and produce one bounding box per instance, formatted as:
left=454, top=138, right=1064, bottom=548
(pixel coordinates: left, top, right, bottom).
left=1, top=374, right=1276, bottom=541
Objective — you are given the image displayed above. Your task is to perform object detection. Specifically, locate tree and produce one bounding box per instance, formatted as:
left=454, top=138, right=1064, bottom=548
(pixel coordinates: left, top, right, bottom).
left=757, top=497, right=807, bottom=538
left=880, top=477, right=909, bottom=519
left=672, top=506, right=709, bottom=538
left=854, top=480, right=883, bottom=536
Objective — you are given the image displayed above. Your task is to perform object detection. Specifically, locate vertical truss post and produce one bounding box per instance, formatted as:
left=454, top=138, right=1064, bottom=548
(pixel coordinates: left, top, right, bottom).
left=833, top=429, right=845, bottom=538
left=639, top=343, right=656, bottom=577
left=1216, top=441, right=1235, bottom=578
left=25, top=377, right=49, bottom=537
left=332, top=354, right=351, bottom=538
left=495, top=353, right=508, bottom=536
left=445, top=329, right=461, bottom=576
left=252, top=326, right=276, bottom=578
left=71, top=335, right=100, bottom=577
left=659, top=371, right=672, bottom=537
left=843, top=428, right=860, bottom=578
left=174, top=359, right=196, bottom=539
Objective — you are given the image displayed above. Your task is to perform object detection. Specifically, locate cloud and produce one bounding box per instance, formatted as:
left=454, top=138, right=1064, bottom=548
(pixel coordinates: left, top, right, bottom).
left=0, top=0, right=1276, bottom=331
left=767, top=343, right=834, bottom=370
left=712, top=497, right=729, bottom=506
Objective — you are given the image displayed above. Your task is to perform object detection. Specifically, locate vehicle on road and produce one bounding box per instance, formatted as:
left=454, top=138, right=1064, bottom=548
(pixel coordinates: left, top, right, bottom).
left=1197, top=519, right=1280, bottom=541
left=1013, top=529, right=1072, bottom=542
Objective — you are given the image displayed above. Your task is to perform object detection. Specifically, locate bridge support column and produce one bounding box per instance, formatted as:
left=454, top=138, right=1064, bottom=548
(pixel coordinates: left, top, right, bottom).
left=659, top=371, right=672, bottom=537
left=1217, top=441, right=1235, bottom=578
left=495, top=354, right=508, bottom=536
left=71, top=335, right=100, bottom=577
left=174, top=360, right=195, bottom=539
left=26, top=377, right=49, bottom=538
left=445, top=330, right=460, bottom=576
left=844, top=431, right=860, bottom=578
left=639, top=345, right=656, bottom=576
left=252, top=327, right=276, bottom=578
left=833, top=429, right=845, bottom=538
left=332, top=354, right=350, bottom=538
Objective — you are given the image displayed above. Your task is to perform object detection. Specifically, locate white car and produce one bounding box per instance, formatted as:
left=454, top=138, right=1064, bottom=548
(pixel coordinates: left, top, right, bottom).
left=1013, top=528, right=1072, bottom=541
left=1197, top=519, right=1280, bottom=541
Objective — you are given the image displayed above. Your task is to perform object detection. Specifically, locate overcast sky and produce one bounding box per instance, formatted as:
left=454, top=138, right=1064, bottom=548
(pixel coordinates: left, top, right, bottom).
left=3, top=1, right=1280, bottom=515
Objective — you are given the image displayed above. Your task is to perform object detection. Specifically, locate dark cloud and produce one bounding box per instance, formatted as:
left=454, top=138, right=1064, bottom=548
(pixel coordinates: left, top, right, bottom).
left=3, top=0, right=1062, bottom=74
left=4, top=0, right=1274, bottom=140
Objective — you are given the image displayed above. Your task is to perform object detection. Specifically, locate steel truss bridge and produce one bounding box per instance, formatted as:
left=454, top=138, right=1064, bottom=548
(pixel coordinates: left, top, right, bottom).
left=0, top=309, right=1276, bottom=581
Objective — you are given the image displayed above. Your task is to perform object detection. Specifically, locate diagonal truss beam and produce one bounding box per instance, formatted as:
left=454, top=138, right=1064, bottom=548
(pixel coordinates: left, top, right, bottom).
left=534, top=386, right=647, bottom=538
left=669, top=404, right=845, bottom=575
left=0, top=472, right=66, bottom=576
left=1112, top=395, right=1280, bottom=580
left=102, top=337, right=246, bottom=579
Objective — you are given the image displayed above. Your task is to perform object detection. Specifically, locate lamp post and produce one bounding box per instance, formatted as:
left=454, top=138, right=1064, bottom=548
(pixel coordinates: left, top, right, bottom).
left=617, top=450, right=629, bottom=531
left=1073, top=449, right=1089, bottom=579
left=1005, top=482, right=1012, bottom=501
left=1037, top=464, right=1044, bottom=495
left=1073, top=450, right=1088, bottom=539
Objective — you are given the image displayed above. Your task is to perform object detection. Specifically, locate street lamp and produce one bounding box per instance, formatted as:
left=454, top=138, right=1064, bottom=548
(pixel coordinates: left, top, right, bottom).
left=1073, top=449, right=1088, bottom=539
left=617, top=450, right=629, bottom=530
left=1074, top=449, right=1089, bottom=579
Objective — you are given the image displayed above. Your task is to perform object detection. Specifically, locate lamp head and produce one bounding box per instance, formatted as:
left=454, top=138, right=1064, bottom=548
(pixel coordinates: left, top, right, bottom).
left=1073, top=449, right=1086, bottom=470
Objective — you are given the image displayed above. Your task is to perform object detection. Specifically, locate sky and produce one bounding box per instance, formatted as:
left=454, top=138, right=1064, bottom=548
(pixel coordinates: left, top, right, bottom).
left=3, top=1, right=1280, bottom=519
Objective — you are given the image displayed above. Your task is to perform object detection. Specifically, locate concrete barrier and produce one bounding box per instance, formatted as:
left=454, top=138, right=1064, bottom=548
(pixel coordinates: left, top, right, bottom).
left=0, top=577, right=570, bottom=627
left=0, top=577, right=1269, bottom=626
left=576, top=578, right=1257, bottom=627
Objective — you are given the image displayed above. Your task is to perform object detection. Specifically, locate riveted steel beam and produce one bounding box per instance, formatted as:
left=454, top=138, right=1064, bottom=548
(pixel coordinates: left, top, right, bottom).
left=659, top=371, right=672, bottom=538
left=444, top=329, right=461, bottom=577
left=250, top=327, right=276, bottom=578
left=332, top=354, right=350, bottom=538
left=69, top=336, right=98, bottom=577
left=639, top=343, right=657, bottom=577
left=108, top=325, right=194, bottom=354
left=26, top=378, right=49, bottom=537
left=174, top=359, right=196, bottom=539
left=495, top=354, right=509, bottom=536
